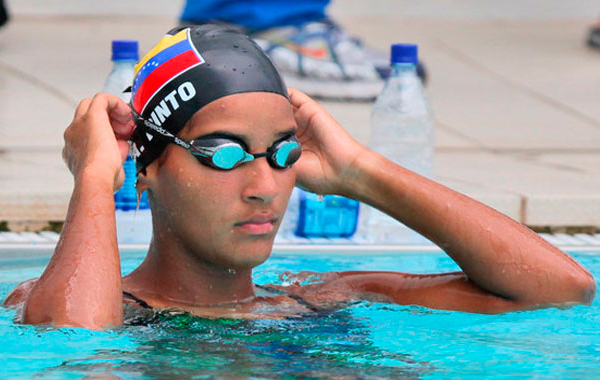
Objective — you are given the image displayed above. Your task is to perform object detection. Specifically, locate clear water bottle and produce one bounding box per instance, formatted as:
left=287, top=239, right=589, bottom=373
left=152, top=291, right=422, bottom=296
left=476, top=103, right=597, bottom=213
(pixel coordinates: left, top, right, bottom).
left=102, top=40, right=152, bottom=244
left=102, top=40, right=138, bottom=102
left=277, top=187, right=301, bottom=240
left=367, top=43, right=434, bottom=244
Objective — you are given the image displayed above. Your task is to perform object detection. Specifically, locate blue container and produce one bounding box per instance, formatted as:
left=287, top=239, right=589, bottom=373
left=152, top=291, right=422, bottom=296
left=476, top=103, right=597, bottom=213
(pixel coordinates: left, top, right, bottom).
left=295, top=191, right=359, bottom=238
left=114, top=154, right=148, bottom=211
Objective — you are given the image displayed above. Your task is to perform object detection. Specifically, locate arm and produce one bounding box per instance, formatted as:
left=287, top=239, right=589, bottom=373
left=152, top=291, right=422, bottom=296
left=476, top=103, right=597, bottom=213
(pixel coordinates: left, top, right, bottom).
left=18, top=94, right=134, bottom=329
left=289, top=89, right=595, bottom=309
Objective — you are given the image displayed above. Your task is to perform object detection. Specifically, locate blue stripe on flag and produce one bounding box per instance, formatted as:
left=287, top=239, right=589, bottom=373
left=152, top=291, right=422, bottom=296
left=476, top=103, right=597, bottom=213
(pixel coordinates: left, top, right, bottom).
left=131, top=39, right=193, bottom=95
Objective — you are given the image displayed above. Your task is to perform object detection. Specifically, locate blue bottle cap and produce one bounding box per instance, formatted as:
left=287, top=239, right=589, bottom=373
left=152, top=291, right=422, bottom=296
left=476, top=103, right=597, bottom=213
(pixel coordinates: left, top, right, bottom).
left=112, top=40, right=139, bottom=61
left=391, top=44, right=418, bottom=64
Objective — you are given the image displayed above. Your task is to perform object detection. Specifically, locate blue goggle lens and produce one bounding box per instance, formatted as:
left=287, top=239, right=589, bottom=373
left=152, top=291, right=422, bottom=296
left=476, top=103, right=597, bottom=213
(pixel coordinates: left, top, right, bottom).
left=273, top=140, right=302, bottom=168
left=211, top=145, right=250, bottom=169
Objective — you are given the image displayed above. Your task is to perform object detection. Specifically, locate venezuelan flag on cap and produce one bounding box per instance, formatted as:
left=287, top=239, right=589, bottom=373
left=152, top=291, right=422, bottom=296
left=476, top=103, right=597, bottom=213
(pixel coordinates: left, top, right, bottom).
left=131, top=28, right=204, bottom=113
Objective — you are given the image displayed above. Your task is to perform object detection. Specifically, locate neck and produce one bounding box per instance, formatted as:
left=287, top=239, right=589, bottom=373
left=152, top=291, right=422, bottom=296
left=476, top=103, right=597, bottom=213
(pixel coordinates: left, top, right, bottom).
left=123, top=235, right=255, bottom=307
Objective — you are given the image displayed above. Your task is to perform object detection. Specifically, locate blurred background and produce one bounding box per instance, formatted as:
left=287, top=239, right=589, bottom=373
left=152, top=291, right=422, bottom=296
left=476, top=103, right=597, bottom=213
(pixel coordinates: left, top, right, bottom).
left=0, top=0, right=599, bottom=233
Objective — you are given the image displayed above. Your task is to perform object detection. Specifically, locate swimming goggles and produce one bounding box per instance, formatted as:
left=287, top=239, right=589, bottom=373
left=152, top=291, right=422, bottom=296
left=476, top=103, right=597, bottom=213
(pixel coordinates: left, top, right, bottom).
left=131, top=109, right=302, bottom=170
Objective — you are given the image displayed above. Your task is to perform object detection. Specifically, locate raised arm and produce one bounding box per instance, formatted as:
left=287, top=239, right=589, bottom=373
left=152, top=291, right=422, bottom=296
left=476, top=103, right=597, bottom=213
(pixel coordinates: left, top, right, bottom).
left=289, top=89, right=595, bottom=309
left=11, top=94, right=134, bottom=329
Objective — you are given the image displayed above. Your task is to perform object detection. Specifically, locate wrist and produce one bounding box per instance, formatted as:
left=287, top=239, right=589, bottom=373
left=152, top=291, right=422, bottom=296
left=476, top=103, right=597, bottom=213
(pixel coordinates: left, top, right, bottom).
left=337, top=149, right=383, bottom=201
left=76, top=164, right=119, bottom=193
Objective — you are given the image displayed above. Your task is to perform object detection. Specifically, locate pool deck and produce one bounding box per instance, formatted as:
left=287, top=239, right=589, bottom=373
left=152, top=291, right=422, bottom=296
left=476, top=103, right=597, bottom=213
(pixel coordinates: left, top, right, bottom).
left=1, top=0, right=599, bottom=231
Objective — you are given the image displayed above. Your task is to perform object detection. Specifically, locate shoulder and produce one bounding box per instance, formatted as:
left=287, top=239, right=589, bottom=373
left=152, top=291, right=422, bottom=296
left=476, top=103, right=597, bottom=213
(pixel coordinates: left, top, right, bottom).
left=3, top=278, right=39, bottom=308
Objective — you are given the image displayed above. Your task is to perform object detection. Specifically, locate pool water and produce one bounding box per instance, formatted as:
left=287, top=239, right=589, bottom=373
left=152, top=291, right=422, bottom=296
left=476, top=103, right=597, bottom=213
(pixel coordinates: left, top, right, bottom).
left=2, top=251, right=600, bottom=379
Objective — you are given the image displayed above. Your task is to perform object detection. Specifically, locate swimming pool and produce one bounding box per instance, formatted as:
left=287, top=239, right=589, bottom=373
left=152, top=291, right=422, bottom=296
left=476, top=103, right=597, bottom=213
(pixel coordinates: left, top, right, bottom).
left=2, top=249, right=600, bottom=379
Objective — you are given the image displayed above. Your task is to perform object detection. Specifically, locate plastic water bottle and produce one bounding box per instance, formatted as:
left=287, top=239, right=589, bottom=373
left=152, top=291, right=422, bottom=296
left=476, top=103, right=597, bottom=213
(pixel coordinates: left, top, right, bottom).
left=102, top=40, right=152, bottom=244
left=102, top=40, right=138, bottom=102
left=367, top=43, right=434, bottom=244
left=277, top=187, right=301, bottom=240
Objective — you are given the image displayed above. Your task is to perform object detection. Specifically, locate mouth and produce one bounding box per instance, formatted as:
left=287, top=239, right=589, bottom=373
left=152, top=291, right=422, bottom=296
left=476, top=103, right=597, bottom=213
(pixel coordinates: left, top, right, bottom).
left=234, top=214, right=278, bottom=235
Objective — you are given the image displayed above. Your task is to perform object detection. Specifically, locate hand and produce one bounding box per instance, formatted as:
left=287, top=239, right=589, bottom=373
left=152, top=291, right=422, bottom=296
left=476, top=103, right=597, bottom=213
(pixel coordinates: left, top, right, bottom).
left=289, top=88, right=368, bottom=195
left=62, top=93, right=134, bottom=191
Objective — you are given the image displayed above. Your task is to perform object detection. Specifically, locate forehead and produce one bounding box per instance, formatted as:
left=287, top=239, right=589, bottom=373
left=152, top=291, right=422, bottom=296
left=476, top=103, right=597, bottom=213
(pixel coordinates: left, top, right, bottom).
left=180, top=92, right=294, bottom=140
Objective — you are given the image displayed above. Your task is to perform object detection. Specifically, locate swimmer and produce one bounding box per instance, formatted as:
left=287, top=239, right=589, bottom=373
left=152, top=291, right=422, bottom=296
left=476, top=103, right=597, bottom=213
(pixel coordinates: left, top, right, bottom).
left=3, top=25, right=595, bottom=329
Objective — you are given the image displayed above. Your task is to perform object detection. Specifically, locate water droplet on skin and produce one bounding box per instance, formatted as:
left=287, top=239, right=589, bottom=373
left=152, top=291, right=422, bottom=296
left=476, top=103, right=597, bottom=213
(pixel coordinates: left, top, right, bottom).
left=136, top=190, right=143, bottom=211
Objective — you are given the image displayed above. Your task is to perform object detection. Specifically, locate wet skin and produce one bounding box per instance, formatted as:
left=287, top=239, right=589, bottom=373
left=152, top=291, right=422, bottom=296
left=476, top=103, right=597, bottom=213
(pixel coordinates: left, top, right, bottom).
left=3, top=90, right=596, bottom=328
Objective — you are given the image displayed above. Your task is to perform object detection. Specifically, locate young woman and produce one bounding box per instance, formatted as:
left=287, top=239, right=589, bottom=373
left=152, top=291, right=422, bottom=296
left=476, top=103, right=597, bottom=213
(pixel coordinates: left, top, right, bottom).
left=4, top=25, right=595, bottom=330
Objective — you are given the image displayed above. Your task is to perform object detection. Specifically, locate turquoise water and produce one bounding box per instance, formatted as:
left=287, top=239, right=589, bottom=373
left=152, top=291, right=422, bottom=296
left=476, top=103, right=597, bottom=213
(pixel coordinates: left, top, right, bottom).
left=2, top=251, right=600, bottom=379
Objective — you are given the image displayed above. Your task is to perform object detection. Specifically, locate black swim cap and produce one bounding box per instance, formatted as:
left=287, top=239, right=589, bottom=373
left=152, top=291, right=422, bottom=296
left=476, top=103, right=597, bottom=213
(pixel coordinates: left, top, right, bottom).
left=130, top=24, right=289, bottom=174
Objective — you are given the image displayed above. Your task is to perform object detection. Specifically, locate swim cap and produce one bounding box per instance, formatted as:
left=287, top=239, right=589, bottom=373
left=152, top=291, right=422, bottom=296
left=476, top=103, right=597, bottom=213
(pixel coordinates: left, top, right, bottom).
left=130, top=24, right=289, bottom=174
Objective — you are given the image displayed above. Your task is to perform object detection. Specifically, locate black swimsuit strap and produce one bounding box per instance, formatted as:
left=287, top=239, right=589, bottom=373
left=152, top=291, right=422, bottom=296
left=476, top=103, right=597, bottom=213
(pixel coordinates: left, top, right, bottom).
left=123, top=291, right=153, bottom=309
left=124, top=286, right=321, bottom=313
left=255, top=284, right=321, bottom=313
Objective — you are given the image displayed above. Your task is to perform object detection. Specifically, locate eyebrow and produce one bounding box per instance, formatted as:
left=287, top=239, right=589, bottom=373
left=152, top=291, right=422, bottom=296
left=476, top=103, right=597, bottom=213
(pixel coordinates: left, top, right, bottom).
left=194, top=127, right=297, bottom=145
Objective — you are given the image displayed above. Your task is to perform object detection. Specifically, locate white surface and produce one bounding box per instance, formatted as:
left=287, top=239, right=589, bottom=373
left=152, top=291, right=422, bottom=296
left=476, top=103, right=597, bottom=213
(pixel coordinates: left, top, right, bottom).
left=0, top=2, right=599, bottom=227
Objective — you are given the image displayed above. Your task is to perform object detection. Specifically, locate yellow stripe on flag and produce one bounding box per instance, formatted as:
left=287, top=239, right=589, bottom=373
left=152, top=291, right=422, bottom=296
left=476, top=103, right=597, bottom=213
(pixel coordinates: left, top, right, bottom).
left=134, top=29, right=189, bottom=75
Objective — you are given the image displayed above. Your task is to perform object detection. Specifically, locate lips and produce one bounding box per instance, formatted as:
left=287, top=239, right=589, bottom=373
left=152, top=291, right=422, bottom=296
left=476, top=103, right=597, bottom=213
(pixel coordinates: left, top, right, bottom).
left=234, top=214, right=278, bottom=235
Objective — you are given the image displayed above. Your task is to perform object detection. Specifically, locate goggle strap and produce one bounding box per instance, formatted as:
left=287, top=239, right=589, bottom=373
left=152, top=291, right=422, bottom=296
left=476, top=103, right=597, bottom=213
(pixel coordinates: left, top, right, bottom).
left=131, top=108, right=192, bottom=151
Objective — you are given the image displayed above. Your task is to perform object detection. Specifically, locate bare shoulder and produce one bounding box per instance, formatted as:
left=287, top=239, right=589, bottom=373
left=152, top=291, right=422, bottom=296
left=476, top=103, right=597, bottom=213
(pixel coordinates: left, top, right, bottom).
left=3, top=278, right=39, bottom=308
left=290, top=271, right=527, bottom=314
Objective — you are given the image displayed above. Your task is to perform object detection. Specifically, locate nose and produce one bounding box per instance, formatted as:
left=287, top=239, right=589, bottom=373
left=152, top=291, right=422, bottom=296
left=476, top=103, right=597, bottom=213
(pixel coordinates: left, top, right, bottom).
left=241, top=158, right=280, bottom=204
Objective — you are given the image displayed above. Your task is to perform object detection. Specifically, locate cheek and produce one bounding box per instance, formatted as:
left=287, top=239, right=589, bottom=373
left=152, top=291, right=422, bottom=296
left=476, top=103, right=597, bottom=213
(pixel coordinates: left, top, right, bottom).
left=156, top=165, right=241, bottom=233
left=278, top=168, right=296, bottom=204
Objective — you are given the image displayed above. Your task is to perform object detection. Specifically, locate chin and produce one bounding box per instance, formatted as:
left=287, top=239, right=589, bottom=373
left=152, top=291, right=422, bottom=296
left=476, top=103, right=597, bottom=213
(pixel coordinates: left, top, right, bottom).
left=221, top=240, right=274, bottom=269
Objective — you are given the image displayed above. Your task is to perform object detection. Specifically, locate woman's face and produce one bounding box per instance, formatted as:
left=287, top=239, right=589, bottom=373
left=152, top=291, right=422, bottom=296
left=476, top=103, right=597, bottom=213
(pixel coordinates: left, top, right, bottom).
left=148, top=92, right=297, bottom=270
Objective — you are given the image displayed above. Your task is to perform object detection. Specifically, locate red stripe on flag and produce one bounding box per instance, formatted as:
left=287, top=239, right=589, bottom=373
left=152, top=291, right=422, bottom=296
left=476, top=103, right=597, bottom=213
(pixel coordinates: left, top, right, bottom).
left=133, top=50, right=201, bottom=112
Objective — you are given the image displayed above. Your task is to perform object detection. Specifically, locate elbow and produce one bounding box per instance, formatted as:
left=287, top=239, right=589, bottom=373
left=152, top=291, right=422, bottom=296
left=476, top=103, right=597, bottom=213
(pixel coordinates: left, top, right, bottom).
left=533, top=273, right=596, bottom=307
left=555, top=272, right=597, bottom=306
left=574, top=273, right=596, bottom=305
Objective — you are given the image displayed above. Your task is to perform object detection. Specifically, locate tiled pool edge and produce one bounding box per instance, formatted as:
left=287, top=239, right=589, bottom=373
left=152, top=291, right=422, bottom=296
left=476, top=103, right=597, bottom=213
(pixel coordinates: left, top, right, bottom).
left=0, top=232, right=599, bottom=259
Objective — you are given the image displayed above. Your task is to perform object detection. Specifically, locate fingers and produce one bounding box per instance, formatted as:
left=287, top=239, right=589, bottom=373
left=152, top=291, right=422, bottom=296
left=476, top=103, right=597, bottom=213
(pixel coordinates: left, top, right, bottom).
left=288, top=88, right=314, bottom=109
left=116, top=139, right=130, bottom=164
left=106, top=95, right=134, bottom=140
left=110, top=110, right=135, bottom=140
left=88, top=93, right=134, bottom=140
left=74, top=98, right=92, bottom=119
